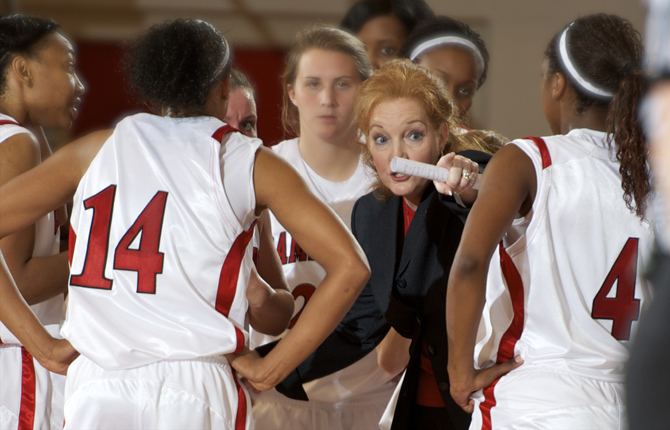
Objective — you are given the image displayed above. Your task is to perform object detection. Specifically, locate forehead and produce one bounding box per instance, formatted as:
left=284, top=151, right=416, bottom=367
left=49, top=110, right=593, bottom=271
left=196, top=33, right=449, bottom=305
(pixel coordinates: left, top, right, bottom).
left=370, top=97, right=430, bottom=125
left=34, top=32, right=74, bottom=59
left=357, top=15, right=407, bottom=43
left=227, top=88, right=256, bottom=114
left=418, top=45, right=477, bottom=81
left=297, top=48, right=358, bottom=77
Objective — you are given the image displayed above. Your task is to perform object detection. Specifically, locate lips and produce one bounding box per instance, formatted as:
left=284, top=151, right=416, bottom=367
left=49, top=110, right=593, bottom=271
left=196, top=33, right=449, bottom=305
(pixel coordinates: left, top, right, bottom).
left=390, top=171, right=410, bottom=182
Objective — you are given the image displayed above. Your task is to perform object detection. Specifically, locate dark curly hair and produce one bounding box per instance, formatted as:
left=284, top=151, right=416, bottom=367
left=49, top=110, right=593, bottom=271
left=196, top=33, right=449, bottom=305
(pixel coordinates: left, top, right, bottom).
left=340, top=0, right=434, bottom=35
left=126, top=19, right=232, bottom=114
left=403, top=15, right=489, bottom=89
left=0, top=14, right=59, bottom=96
left=545, top=14, right=648, bottom=218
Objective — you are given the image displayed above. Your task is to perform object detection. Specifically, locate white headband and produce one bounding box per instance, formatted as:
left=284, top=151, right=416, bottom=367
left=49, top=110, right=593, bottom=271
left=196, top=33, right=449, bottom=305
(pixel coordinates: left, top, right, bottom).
left=409, top=35, right=485, bottom=80
left=558, top=23, right=613, bottom=99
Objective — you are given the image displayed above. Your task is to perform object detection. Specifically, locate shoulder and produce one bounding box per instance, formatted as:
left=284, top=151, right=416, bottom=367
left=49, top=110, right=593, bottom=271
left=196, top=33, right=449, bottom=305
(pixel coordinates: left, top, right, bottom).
left=270, top=138, right=298, bottom=157
left=353, top=191, right=386, bottom=218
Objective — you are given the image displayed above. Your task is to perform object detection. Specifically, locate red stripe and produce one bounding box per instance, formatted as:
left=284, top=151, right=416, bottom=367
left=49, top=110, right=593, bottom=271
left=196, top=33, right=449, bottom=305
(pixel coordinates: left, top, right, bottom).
left=211, top=124, right=239, bottom=142
left=524, top=136, right=552, bottom=169
left=0, top=119, right=20, bottom=126
left=19, top=347, right=36, bottom=430
left=480, top=244, right=525, bottom=430
left=233, top=374, right=248, bottom=430
left=215, top=222, right=256, bottom=316
left=233, top=326, right=245, bottom=354
left=68, top=224, right=77, bottom=267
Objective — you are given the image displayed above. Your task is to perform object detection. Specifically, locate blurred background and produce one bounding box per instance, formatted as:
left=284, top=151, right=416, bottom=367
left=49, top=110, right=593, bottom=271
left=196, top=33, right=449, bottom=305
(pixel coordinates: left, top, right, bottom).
left=2, top=0, right=645, bottom=145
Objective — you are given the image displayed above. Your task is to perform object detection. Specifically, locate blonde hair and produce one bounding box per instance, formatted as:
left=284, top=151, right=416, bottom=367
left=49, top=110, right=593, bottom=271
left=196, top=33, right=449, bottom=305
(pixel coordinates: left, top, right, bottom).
left=282, top=25, right=372, bottom=136
left=356, top=60, right=504, bottom=196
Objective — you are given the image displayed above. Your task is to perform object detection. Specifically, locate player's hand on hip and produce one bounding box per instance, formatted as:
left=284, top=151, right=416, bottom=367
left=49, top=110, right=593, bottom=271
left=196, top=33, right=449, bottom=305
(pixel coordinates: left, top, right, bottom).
left=39, top=338, right=79, bottom=375
left=433, top=152, right=479, bottom=204
left=449, top=355, right=523, bottom=413
left=228, top=349, right=279, bottom=392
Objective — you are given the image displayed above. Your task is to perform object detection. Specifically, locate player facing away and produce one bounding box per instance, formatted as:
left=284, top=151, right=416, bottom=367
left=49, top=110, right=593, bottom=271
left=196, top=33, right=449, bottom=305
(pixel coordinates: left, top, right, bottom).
left=249, top=26, right=397, bottom=430
left=0, top=18, right=370, bottom=430
left=0, top=14, right=85, bottom=430
left=446, top=14, right=653, bottom=430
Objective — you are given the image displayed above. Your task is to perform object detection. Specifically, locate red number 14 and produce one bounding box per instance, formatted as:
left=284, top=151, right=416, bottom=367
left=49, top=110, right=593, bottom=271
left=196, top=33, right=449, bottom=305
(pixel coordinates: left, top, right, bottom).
left=70, top=185, right=168, bottom=294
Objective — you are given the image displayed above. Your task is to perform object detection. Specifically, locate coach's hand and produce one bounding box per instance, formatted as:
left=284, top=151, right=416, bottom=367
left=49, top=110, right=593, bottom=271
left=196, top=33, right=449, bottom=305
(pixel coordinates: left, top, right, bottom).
left=448, top=356, right=523, bottom=413
left=38, top=338, right=79, bottom=375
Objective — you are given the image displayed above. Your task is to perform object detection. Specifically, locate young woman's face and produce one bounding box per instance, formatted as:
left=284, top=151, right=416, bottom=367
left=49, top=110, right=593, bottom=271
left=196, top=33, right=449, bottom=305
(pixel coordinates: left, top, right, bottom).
left=357, top=15, right=407, bottom=69
left=289, top=48, right=362, bottom=142
left=367, top=97, right=446, bottom=205
left=225, top=87, right=258, bottom=137
left=417, top=45, right=478, bottom=119
left=24, top=32, right=85, bottom=129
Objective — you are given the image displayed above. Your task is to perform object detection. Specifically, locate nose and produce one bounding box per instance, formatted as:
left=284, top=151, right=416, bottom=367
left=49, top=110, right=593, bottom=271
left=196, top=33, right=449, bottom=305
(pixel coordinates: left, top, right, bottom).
left=391, top=139, right=407, bottom=159
left=319, top=86, right=336, bottom=107
left=74, top=73, right=86, bottom=97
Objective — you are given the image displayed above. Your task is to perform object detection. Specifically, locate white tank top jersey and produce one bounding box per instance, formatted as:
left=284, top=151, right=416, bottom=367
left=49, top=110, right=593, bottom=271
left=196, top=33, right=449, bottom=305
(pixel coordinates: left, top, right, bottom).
left=61, top=113, right=261, bottom=370
left=0, top=114, right=63, bottom=345
left=475, top=128, right=654, bottom=382
left=250, top=138, right=375, bottom=347
left=251, top=138, right=394, bottom=405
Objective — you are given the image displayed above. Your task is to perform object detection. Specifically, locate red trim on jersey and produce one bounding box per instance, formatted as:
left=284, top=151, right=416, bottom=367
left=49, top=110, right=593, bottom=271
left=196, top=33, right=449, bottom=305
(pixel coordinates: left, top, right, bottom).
left=480, top=244, right=525, bottom=430
left=68, top=224, right=77, bottom=267
left=211, top=124, right=239, bottom=142
left=19, top=347, right=36, bottom=430
left=524, top=136, right=552, bottom=169
left=215, top=222, right=256, bottom=316
left=233, top=374, right=248, bottom=430
left=0, top=119, right=20, bottom=126
left=234, top=326, right=245, bottom=354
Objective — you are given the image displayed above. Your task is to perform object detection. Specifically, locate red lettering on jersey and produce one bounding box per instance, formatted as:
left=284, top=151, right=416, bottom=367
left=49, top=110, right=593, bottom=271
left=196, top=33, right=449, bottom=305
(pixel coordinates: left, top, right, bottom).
left=70, top=185, right=116, bottom=290
left=276, top=232, right=288, bottom=265
left=288, top=283, right=316, bottom=328
left=592, top=237, right=640, bottom=341
left=113, top=191, right=168, bottom=294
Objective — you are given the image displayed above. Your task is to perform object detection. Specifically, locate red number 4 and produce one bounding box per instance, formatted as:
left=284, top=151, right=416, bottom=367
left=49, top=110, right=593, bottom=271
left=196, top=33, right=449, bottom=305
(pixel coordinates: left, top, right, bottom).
left=70, top=185, right=168, bottom=294
left=591, top=237, right=640, bottom=341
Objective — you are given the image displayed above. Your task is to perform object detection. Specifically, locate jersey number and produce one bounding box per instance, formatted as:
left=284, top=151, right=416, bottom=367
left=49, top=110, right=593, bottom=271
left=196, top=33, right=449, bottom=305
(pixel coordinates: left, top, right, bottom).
left=70, top=185, right=168, bottom=294
left=591, top=237, right=640, bottom=341
left=288, top=283, right=316, bottom=328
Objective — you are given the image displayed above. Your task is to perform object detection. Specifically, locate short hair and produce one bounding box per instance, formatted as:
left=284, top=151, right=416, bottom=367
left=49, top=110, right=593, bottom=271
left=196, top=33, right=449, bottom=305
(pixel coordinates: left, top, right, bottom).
left=340, top=0, right=434, bottom=34
left=230, top=67, right=255, bottom=98
left=126, top=19, right=231, bottom=113
left=282, top=25, right=372, bottom=135
left=0, top=14, right=59, bottom=95
left=355, top=60, right=458, bottom=196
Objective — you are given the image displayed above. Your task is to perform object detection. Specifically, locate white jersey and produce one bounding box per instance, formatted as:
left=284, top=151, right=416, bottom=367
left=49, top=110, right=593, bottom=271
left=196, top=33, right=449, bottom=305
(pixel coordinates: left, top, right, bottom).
left=62, top=113, right=260, bottom=370
left=0, top=114, right=63, bottom=345
left=476, top=129, right=654, bottom=382
left=251, top=138, right=396, bottom=409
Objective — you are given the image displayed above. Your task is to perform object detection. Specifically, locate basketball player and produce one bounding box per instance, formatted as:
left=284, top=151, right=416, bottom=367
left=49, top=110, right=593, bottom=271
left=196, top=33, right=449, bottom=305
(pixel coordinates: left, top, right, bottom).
left=340, top=0, right=433, bottom=69
left=224, top=67, right=292, bottom=336
left=248, top=26, right=397, bottom=430
left=404, top=15, right=489, bottom=124
left=0, top=18, right=369, bottom=429
left=0, top=14, right=84, bottom=430
left=446, top=14, right=652, bottom=429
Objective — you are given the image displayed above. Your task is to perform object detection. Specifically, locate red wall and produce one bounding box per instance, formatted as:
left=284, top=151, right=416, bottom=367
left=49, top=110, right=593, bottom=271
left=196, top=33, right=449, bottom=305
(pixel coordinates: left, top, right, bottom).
left=73, top=40, right=287, bottom=146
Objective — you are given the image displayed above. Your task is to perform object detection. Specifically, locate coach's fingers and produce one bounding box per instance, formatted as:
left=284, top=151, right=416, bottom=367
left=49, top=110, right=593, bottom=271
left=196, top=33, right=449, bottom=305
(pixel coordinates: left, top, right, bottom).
left=434, top=153, right=456, bottom=195
left=473, top=356, right=523, bottom=391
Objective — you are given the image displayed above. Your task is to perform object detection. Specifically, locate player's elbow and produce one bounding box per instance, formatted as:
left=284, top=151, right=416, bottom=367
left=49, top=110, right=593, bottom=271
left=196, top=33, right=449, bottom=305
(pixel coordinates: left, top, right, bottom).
left=450, top=252, right=487, bottom=284
left=340, top=252, right=370, bottom=297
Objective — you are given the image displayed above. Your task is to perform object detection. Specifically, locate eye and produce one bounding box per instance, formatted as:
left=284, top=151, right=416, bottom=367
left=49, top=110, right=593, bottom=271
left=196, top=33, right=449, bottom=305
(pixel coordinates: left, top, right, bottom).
left=305, top=80, right=319, bottom=89
left=380, top=46, right=398, bottom=57
left=372, top=134, right=388, bottom=145
left=457, top=87, right=474, bottom=98
left=406, top=130, right=424, bottom=142
left=240, top=120, right=256, bottom=132
left=336, top=80, right=351, bottom=89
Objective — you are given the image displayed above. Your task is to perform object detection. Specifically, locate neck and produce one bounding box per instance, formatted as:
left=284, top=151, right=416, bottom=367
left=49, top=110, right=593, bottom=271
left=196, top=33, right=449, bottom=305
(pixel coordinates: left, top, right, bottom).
left=297, top=129, right=362, bottom=182
left=403, top=181, right=429, bottom=208
left=560, top=103, right=609, bottom=134
left=0, top=95, right=28, bottom=125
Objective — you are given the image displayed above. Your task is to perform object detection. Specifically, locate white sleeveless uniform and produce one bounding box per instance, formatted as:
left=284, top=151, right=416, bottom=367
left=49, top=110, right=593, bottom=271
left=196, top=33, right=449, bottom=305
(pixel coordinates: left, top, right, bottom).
left=0, top=114, right=66, bottom=430
left=62, top=113, right=259, bottom=429
left=471, top=129, right=654, bottom=430
left=251, top=138, right=397, bottom=430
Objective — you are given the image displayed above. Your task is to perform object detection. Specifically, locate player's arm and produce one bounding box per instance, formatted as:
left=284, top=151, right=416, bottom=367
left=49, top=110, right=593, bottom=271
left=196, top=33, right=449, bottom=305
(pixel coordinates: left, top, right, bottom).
left=375, top=327, right=411, bottom=377
left=0, top=132, right=69, bottom=304
left=446, top=144, right=533, bottom=412
left=230, top=148, right=370, bottom=390
left=0, top=130, right=110, bottom=373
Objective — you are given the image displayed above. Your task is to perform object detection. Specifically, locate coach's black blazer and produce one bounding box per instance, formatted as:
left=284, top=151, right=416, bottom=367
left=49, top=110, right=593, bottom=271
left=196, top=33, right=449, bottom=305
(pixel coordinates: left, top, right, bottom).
left=259, top=151, right=490, bottom=430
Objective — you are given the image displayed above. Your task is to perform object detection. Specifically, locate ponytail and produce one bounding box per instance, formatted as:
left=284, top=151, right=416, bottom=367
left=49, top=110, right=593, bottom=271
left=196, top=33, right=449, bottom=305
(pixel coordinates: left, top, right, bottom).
left=607, top=70, right=650, bottom=218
